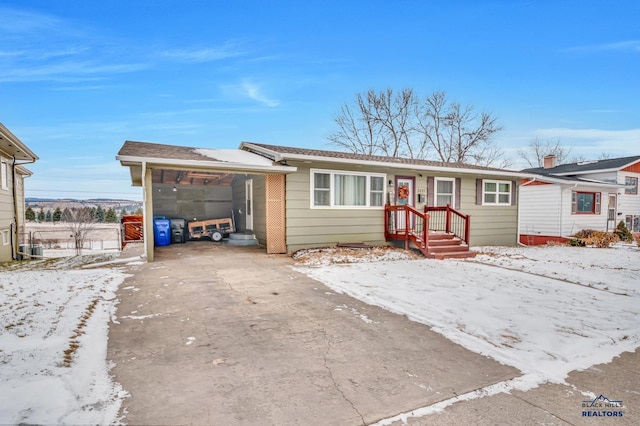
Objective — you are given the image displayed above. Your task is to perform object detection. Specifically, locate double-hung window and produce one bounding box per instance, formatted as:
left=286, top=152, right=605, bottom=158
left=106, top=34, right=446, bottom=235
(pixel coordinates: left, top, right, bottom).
left=625, top=176, right=638, bottom=195
left=435, top=178, right=455, bottom=206
left=311, top=169, right=385, bottom=208
left=483, top=180, right=512, bottom=205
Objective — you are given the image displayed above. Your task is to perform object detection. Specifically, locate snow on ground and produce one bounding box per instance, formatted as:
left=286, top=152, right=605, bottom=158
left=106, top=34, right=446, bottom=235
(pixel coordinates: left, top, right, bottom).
left=0, top=254, right=130, bottom=425
left=295, top=244, right=640, bottom=399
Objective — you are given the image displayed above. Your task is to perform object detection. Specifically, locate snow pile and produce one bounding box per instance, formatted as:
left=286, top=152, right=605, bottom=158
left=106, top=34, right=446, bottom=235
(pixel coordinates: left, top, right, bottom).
left=0, top=256, right=129, bottom=425
left=296, top=245, right=639, bottom=392
left=194, top=148, right=274, bottom=166
left=293, top=246, right=420, bottom=266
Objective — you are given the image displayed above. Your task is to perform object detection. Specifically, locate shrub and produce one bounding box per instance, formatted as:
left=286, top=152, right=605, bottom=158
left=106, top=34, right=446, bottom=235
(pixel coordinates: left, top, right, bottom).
left=614, top=221, right=633, bottom=242
left=571, top=229, right=619, bottom=248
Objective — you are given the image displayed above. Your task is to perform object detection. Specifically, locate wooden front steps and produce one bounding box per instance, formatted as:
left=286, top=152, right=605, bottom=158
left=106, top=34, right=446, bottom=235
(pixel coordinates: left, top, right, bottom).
left=384, top=204, right=475, bottom=260
left=423, top=233, right=477, bottom=260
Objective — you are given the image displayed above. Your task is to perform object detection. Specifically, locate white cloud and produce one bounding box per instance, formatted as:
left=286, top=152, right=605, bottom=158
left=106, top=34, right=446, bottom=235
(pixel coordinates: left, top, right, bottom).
left=240, top=80, right=279, bottom=107
left=565, top=40, right=640, bottom=54
left=533, top=127, right=640, bottom=156
left=160, top=42, right=245, bottom=63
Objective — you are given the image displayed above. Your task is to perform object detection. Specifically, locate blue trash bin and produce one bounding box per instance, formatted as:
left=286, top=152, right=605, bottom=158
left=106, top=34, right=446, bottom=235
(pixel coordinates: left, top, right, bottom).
left=153, top=219, right=171, bottom=246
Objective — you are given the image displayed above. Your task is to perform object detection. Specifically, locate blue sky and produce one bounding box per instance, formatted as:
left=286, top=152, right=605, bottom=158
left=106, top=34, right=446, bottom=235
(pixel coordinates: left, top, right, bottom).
left=1, top=1, right=639, bottom=201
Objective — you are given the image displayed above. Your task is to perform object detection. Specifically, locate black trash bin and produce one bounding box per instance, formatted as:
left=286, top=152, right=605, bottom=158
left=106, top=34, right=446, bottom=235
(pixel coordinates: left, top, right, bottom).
left=170, top=218, right=187, bottom=244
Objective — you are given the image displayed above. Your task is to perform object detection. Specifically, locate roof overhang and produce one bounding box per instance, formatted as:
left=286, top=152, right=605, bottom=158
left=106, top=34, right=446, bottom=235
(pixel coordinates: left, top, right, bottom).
left=241, top=142, right=533, bottom=179
left=0, top=122, right=38, bottom=162
left=117, top=154, right=298, bottom=187
left=522, top=175, right=624, bottom=189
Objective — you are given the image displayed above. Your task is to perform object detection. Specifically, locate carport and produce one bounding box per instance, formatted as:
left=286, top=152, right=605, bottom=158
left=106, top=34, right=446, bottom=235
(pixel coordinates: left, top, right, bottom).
left=116, top=141, right=297, bottom=261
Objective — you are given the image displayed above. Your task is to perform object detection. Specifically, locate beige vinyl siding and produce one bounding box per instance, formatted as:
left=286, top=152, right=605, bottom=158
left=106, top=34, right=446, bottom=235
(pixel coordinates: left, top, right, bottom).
left=285, top=161, right=520, bottom=251
left=0, top=153, right=14, bottom=261
left=285, top=162, right=387, bottom=252
left=457, top=176, right=518, bottom=246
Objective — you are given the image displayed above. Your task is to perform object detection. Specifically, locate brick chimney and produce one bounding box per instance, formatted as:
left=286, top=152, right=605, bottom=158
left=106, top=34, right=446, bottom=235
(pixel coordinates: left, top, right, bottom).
left=543, top=155, right=556, bottom=169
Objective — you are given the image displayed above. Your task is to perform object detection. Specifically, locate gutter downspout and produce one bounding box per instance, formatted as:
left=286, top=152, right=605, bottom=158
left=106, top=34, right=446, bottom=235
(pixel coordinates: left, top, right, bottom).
left=517, top=178, right=535, bottom=246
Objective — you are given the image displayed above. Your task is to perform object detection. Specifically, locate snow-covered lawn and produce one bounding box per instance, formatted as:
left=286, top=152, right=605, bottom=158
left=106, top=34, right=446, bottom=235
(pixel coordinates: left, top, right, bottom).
left=0, top=254, right=129, bottom=425
left=295, top=244, right=640, bottom=416
left=1, top=244, right=637, bottom=424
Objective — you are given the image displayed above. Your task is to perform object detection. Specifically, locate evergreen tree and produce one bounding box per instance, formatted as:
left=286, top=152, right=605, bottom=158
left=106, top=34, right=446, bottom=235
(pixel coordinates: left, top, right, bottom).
left=25, top=207, right=36, bottom=221
left=120, top=207, right=128, bottom=218
left=45, top=210, right=53, bottom=222
left=105, top=207, right=118, bottom=223
left=53, top=207, right=62, bottom=222
left=37, top=208, right=45, bottom=222
left=95, top=206, right=105, bottom=222
left=134, top=207, right=143, bottom=215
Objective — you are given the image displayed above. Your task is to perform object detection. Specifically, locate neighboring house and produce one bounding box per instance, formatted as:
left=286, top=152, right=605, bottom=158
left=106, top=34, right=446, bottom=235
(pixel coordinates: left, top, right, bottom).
left=117, top=140, right=529, bottom=261
left=519, top=155, right=640, bottom=245
left=0, top=123, right=38, bottom=262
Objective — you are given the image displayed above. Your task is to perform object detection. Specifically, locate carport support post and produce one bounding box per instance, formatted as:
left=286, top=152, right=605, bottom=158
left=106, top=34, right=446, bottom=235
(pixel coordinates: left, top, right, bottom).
left=144, top=164, right=155, bottom=261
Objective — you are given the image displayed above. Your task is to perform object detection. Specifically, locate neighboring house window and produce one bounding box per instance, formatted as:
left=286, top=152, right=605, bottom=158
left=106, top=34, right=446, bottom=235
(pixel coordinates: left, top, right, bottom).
left=1, top=157, right=8, bottom=190
left=311, top=169, right=386, bottom=208
left=571, top=191, right=601, bottom=214
left=627, top=215, right=640, bottom=232
left=483, top=180, right=512, bottom=205
left=625, top=176, right=638, bottom=195
left=435, top=178, right=455, bottom=206
left=1, top=230, right=8, bottom=245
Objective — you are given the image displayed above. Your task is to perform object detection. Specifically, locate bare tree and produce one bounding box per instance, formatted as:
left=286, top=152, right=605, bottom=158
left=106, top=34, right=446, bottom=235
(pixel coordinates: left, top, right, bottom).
left=415, top=92, right=505, bottom=166
left=518, top=137, right=573, bottom=168
left=328, top=89, right=506, bottom=166
left=328, top=88, right=417, bottom=158
left=62, top=207, right=97, bottom=255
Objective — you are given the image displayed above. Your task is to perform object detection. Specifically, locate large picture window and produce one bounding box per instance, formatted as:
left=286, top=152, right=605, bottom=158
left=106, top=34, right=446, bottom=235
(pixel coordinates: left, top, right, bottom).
left=571, top=191, right=601, bottom=214
left=311, top=169, right=386, bottom=208
left=482, top=180, right=512, bottom=205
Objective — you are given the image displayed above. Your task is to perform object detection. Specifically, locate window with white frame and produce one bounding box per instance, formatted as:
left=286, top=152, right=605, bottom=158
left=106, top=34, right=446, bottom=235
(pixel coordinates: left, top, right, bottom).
left=311, top=169, right=386, bottom=208
left=1, top=157, right=8, bottom=191
left=435, top=178, right=454, bottom=206
left=483, top=180, right=512, bottom=205
left=625, top=176, right=638, bottom=195
left=1, top=230, right=9, bottom=246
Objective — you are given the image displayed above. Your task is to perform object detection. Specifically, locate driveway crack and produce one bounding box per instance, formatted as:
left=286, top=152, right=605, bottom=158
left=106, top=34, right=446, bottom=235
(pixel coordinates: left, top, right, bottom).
left=321, top=330, right=366, bottom=425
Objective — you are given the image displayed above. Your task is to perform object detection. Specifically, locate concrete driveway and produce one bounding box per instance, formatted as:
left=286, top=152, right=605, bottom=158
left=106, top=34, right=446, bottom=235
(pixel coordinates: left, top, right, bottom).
left=108, top=242, right=519, bottom=425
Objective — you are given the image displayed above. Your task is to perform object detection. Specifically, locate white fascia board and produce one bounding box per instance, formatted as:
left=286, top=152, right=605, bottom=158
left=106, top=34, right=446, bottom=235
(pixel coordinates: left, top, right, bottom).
left=553, top=167, right=622, bottom=176
left=116, top=155, right=297, bottom=173
left=282, top=153, right=533, bottom=178
left=524, top=175, right=622, bottom=188
left=0, top=123, right=39, bottom=161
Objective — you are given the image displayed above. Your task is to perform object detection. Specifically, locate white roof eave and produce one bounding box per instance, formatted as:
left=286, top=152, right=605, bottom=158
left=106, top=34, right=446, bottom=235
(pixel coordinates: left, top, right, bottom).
left=241, top=144, right=532, bottom=178
left=116, top=155, right=298, bottom=174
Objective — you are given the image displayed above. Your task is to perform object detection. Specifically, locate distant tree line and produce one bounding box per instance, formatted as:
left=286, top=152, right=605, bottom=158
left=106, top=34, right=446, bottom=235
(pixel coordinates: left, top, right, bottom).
left=25, top=206, right=144, bottom=223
